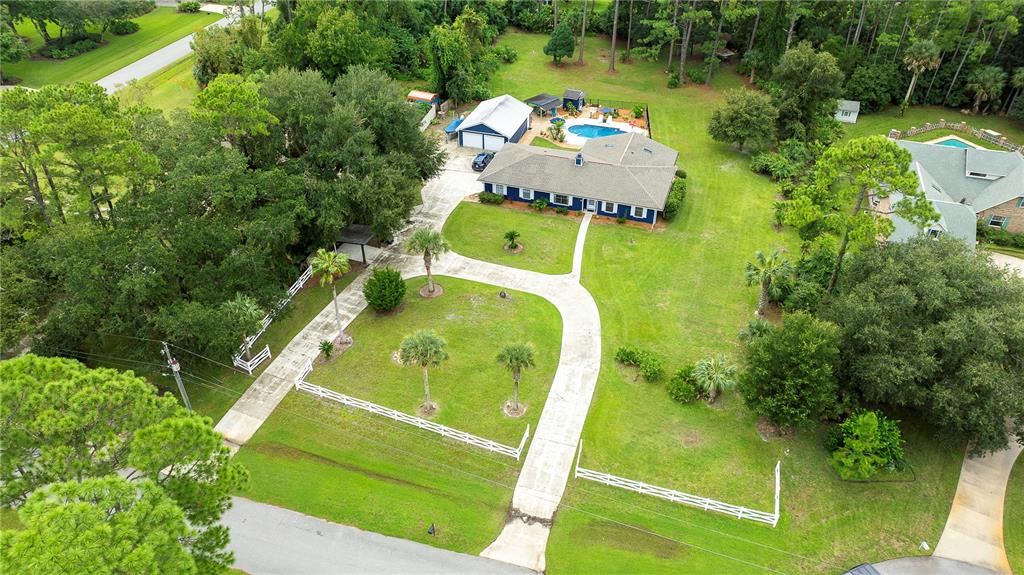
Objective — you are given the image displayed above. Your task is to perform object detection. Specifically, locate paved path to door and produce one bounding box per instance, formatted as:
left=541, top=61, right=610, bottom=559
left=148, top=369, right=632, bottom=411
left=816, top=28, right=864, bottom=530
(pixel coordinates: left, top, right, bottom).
left=931, top=441, right=1022, bottom=574
left=224, top=496, right=532, bottom=575
left=215, top=151, right=602, bottom=572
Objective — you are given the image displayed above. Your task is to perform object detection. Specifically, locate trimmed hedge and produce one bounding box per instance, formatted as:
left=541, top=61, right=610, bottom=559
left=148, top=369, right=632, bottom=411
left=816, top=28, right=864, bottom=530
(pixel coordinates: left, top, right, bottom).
left=663, top=178, right=687, bottom=221
left=614, top=345, right=664, bottom=382
left=479, top=191, right=505, bottom=205
left=41, top=38, right=100, bottom=59
left=110, top=20, right=140, bottom=35
left=362, top=267, right=406, bottom=313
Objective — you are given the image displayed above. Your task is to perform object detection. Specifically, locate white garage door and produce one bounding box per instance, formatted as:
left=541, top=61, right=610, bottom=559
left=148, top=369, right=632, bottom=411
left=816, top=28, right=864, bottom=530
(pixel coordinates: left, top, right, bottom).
left=483, top=134, right=506, bottom=151
left=461, top=131, right=483, bottom=149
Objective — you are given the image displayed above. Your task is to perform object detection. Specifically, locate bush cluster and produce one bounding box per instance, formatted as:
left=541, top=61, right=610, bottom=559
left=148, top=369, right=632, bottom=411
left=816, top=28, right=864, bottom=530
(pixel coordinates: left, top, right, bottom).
left=493, top=45, right=518, bottom=64
left=667, top=71, right=680, bottom=89
left=362, top=267, right=406, bottom=313
left=666, top=365, right=698, bottom=403
left=614, top=345, right=664, bottom=382
left=615, top=216, right=626, bottom=224
left=177, top=1, right=200, bottom=13
left=478, top=191, right=504, bottom=205
left=685, top=65, right=705, bottom=85
left=109, top=19, right=140, bottom=35
left=663, top=178, right=687, bottom=221
left=977, top=219, right=1024, bottom=249
left=531, top=198, right=548, bottom=211
left=41, top=38, right=99, bottom=59
left=555, top=206, right=569, bottom=215
left=826, top=411, right=905, bottom=480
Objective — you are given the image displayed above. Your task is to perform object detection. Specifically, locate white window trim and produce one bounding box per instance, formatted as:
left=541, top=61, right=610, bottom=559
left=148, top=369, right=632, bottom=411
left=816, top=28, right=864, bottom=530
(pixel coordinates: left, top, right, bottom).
left=520, top=188, right=534, bottom=200
left=551, top=193, right=572, bottom=206
left=989, top=215, right=1007, bottom=228
left=632, top=206, right=647, bottom=219
left=494, top=183, right=506, bottom=195
left=603, top=201, right=617, bottom=213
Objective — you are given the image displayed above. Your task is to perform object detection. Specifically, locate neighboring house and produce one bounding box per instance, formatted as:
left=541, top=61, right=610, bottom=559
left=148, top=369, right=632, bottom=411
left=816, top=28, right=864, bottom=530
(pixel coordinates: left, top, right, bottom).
left=563, top=88, right=586, bottom=110
left=836, top=100, right=860, bottom=124
left=477, top=133, right=679, bottom=225
left=525, top=93, right=562, bottom=117
left=457, top=95, right=532, bottom=151
left=883, top=140, right=1024, bottom=248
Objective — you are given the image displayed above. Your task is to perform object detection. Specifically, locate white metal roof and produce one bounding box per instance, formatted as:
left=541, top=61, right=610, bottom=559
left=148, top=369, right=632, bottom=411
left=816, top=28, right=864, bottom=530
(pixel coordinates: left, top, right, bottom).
left=458, top=95, right=532, bottom=139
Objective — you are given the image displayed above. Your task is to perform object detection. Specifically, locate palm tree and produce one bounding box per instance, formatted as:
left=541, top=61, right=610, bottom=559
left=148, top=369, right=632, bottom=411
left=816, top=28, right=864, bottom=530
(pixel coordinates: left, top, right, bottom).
left=967, top=66, right=1008, bottom=115
left=745, top=249, right=792, bottom=317
left=693, top=355, right=736, bottom=404
left=504, top=230, right=521, bottom=249
left=223, top=294, right=264, bottom=360
left=496, top=343, right=535, bottom=415
left=900, top=39, right=941, bottom=116
left=399, top=330, right=449, bottom=412
left=406, top=229, right=450, bottom=295
left=311, top=248, right=351, bottom=342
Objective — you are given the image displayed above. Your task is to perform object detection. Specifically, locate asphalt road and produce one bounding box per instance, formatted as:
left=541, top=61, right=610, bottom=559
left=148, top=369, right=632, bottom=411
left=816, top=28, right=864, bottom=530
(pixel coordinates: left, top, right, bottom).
left=223, top=497, right=535, bottom=575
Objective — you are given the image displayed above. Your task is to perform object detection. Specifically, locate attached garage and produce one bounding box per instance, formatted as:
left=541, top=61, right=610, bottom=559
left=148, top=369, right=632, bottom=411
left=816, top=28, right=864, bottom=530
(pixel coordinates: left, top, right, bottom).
left=457, top=94, right=532, bottom=150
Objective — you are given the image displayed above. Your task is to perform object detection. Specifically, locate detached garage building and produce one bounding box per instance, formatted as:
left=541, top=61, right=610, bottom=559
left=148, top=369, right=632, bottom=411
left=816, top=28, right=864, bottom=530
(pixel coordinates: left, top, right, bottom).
left=457, top=95, right=532, bottom=151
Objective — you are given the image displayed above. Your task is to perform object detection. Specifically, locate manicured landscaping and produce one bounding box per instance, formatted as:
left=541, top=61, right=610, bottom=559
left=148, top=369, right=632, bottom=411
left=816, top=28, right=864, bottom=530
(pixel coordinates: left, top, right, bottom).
left=235, top=276, right=562, bottom=552
left=842, top=105, right=1024, bottom=145
left=490, top=31, right=963, bottom=574
left=903, top=128, right=1004, bottom=150
left=5, top=7, right=221, bottom=88
left=530, top=135, right=577, bottom=150
left=118, top=55, right=199, bottom=112
left=443, top=202, right=580, bottom=275
left=1008, top=460, right=1024, bottom=575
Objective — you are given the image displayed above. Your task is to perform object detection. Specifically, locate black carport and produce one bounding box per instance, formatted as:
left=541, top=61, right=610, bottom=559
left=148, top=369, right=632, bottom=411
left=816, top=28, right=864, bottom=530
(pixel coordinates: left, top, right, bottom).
left=335, top=224, right=374, bottom=263
left=524, top=93, right=561, bottom=116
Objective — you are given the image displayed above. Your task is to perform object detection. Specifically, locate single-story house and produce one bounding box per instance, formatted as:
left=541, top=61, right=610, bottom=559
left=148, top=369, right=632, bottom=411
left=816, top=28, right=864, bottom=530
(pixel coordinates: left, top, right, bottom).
left=407, top=90, right=441, bottom=106
left=563, top=88, right=586, bottom=110
left=836, top=100, right=861, bottom=124
left=477, top=132, right=679, bottom=225
left=525, top=93, right=562, bottom=117
left=457, top=95, right=532, bottom=151
left=881, top=140, right=1024, bottom=248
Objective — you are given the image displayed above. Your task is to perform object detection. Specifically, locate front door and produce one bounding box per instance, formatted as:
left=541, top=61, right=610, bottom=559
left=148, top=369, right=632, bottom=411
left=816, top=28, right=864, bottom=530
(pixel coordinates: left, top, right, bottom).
left=585, top=198, right=597, bottom=212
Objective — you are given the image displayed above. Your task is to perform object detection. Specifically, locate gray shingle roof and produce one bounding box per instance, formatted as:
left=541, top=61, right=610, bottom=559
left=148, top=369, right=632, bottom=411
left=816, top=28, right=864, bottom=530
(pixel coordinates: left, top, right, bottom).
left=477, top=133, right=678, bottom=210
left=896, top=141, right=1024, bottom=211
left=525, top=93, right=561, bottom=109
left=838, top=100, right=860, bottom=113
left=564, top=88, right=585, bottom=99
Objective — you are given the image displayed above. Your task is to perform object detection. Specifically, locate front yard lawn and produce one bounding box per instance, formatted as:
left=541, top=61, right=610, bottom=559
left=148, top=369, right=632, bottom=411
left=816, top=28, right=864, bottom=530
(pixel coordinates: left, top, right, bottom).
left=492, top=31, right=962, bottom=574
left=443, top=202, right=580, bottom=276
left=1007, top=460, right=1024, bottom=575
left=6, top=7, right=221, bottom=88
left=234, top=276, right=563, bottom=553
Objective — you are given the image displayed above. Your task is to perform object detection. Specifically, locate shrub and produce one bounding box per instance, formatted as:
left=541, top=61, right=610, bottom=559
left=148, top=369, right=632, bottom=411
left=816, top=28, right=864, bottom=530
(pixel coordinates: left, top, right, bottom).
left=110, top=20, right=140, bottom=35
left=977, top=219, right=1024, bottom=249
left=319, top=339, right=335, bottom=359
left=675, top=168, right=687, bottom=179
left=555, top=206, right=569, bottom=215
left=40, top=38, right=99, bottom=59
left=663, top=178, right=687, bottom=221
left=828, top=411, right=905, bottom=480
left=614, top=345, right=664, bottom=382
left=565, top=102, right=578, bottom=116
left=750, top=152, right=797, bottom=181
left=632, top=104, right=645, bottom=119
left=685, top=65, right=704, bottom=84
left=479, top=191, right=505, bottom=205
left=616, top=216, right=626, bottom=224
left=531, top=199, right=548, bottom=211
left=493, top=44, right=518, bottom=63
left=667, top=71, right=680, bottom=89
left=614, top=345, right=644, bottom=365
left=639, top=356, right=664, bottom=382
left=362, top=267, right=406, bottom=313
left=504, top=229, right=520, bottom=249
left=667, top=365, right=698, bottom=403
left=178, top=1, right=200, bottom=13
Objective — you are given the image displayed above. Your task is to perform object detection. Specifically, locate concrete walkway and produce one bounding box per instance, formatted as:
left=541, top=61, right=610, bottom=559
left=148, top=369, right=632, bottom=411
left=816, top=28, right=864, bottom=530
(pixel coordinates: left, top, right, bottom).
left=932, top=441, right=1023, bottom=574
left=225, top=496, right=533, bottom=575
left=989, top=252, right=1024, bottom=277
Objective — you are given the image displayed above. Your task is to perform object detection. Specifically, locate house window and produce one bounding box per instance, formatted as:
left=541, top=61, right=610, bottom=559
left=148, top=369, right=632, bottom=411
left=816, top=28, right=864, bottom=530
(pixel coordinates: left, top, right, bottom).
left=603, top=201, right=617, bottom=213
left=494, top=184, right=505, bottom=195
left=989, top=215, right=1008, bottom=229
left=520, top=188, right=534, bottom=200
left=841, top=110, right=851, bottom=117
left=632, top=206, right=646, bottom=219
left=968, top=171, right=988, bottom=178
left=552, top=194, right=570, bottom=205
left=1016, top=197, right=1024, bottom=208
left=927, top=229, right=942, bottom=239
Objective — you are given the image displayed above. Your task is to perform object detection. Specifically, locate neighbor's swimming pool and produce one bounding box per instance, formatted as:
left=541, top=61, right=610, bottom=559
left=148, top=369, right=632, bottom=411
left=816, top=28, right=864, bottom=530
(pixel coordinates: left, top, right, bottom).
left=933, top=137, right=975, bottom=149
left=567, top=123, right=627, bottom=139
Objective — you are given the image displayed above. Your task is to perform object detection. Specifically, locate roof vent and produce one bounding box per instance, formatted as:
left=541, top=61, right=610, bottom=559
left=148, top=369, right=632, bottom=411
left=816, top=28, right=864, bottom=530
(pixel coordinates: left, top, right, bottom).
left=574, top=153, right=584, bottom=167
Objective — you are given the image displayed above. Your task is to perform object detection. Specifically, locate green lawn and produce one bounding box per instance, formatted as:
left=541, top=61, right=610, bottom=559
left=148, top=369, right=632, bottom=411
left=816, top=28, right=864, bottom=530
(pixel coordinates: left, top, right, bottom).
left=491, top=31, right=963, bottom=574
left=118, top=55, right=199, bottom=112
left=235, top=276, right=562, bottom=552
left=903, top=128, right=1004, bottom=150
left=530, top=135, right=577, bottom=150
left=443, top=202, right=580, bottom=275
left=1008, top=459, right=1024, bottom=575
left=842, top=104, right=1024, bottom=145
left=6, top=8, right=221, bottom=88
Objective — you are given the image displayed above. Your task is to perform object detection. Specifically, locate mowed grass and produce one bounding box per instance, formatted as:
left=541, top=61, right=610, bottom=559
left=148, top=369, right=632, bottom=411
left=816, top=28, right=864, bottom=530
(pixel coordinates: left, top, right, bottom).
left=491, top=31, right=963, bottom=574
left=236, top=277, right=563, bottom=552
left=1007, top=460, right=1024, bottom=575
left=443, top=201, right=580, bottom=275
left=530, top=135, right=578, bottom=150
left=118, top=56, right=199, bottom=112
left=305, top=276, right=562, bottom=445
left=6, top=8, right=221, bottom=88
left=842, top=104, right=1024, bottom=144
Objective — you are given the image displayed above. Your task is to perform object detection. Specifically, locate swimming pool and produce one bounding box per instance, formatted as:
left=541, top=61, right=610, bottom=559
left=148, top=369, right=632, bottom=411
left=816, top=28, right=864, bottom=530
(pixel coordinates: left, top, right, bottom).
left=567, top=123, right=627, bottom=139
left=933, top=137, right=975, bottom=148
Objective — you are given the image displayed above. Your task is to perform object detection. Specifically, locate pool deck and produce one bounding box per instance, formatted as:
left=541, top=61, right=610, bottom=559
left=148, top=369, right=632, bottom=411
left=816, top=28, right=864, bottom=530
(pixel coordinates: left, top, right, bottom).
left=921, top=135, right=981, bottom=149
left=523, top=105, right=649, bottom=148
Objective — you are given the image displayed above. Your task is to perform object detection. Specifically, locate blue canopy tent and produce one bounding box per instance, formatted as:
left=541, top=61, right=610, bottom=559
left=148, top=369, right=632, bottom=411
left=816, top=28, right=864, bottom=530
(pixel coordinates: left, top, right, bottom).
left=443, top=117, right=464, bottom=140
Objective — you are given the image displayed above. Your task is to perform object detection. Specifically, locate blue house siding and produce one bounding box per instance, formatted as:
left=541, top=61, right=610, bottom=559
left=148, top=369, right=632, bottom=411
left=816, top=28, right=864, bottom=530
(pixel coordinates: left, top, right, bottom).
left=509, top=118, right=529, bottom=144
left=563, top=96, right=585, bottom=110
left=460, top=123, right=502, bottom=136
left=459, top=118, right=529, bottom=146
left=482, top=180, right=658, bottom=223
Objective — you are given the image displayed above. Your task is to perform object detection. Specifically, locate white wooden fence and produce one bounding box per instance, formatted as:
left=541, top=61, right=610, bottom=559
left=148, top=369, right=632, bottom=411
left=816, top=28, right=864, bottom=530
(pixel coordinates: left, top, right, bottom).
left=574, top=441, right=781, bottom=527
left=418, top=104, right=438, bottom=132
left=887, top=120, right=1022, bottom=152
left=294, top=365, right=531, bottom=460
left=232, top=344, right=271, bottom=375
left=231, top=266, right=314, bottom=372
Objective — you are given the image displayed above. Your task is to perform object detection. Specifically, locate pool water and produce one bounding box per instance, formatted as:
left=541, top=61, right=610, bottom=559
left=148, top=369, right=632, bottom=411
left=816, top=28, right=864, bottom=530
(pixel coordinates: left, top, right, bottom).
left=568, top=123, right=627, bottom=139
left=934, top=137, right=974, bottom=149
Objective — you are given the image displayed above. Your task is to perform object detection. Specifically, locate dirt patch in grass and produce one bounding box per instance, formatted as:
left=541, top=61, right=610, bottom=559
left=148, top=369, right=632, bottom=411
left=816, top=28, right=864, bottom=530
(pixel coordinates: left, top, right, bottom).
left=249, top=441, right=445, bottom=495
left=418, top=283, right=444, bottom=298
left=585, top=517, right=685, bottom=559
left=678, top=428, right=706, bottom=448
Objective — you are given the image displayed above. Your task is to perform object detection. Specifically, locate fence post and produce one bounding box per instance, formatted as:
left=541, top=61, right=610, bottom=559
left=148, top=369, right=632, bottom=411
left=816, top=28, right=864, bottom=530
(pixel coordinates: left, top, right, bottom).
left=574, top=439, right=583, bottom=478
left=772, top=460, right=781, bottom=528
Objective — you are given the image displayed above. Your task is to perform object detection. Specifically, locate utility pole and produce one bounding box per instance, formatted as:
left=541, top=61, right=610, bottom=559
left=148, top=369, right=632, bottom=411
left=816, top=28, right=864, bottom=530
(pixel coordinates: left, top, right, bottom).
left=162, top=341, right=192, bottom=411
